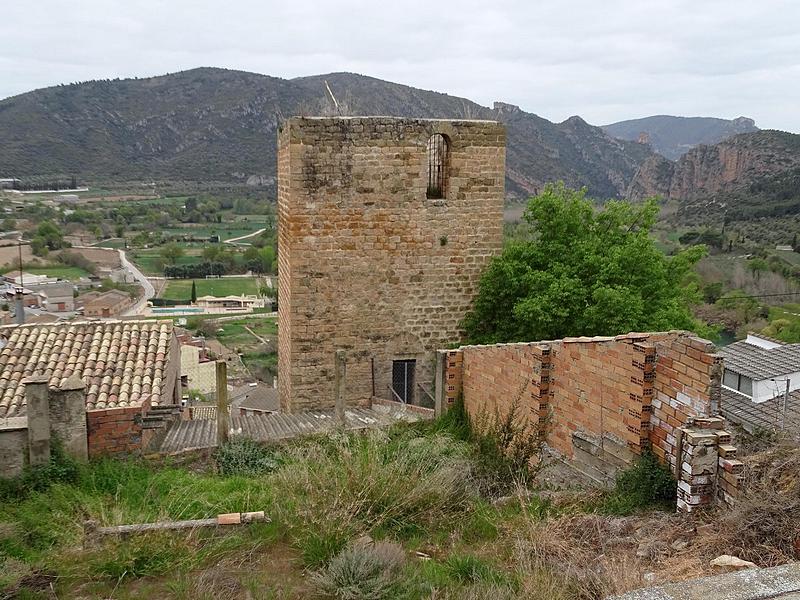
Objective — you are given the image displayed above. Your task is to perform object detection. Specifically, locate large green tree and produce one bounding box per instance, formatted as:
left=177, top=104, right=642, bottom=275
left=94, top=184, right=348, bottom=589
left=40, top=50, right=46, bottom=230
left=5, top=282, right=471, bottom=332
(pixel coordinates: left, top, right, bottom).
left=462, top=183, right=706, bottom=343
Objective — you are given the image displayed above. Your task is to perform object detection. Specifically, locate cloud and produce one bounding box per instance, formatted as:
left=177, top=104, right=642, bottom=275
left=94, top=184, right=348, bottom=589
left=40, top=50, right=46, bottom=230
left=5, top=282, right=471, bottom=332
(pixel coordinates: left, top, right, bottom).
left=0, top=0, right=798, bottom=131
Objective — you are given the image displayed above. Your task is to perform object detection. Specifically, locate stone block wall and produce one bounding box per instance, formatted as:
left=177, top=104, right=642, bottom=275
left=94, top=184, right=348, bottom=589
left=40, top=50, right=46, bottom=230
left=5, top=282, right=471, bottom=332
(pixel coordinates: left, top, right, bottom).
left=439, top=331, right=740, bottom=506
left=278, top=117, right=505, bottom=412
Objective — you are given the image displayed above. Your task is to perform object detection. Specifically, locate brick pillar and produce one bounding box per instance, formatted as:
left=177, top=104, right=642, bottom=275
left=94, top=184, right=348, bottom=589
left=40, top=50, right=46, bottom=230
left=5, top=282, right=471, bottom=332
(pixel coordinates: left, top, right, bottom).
left=675, top=416, right=741, bottom=512
left=628, top=342, right=656, bottom=454
left=434, top=351, right=446, bottom=417
left=24, top=376, right=50, bottom=467
left=531, top=344, right=552, bottom=440
left=443, top=350, right=463, bottom=411
left=50, top=374, right=88, bottom=461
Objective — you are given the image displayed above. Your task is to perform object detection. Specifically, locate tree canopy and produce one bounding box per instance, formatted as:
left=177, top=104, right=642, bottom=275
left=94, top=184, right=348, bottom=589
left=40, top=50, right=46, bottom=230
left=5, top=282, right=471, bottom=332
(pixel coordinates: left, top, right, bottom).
left=462, top=183, right=706, bottom=344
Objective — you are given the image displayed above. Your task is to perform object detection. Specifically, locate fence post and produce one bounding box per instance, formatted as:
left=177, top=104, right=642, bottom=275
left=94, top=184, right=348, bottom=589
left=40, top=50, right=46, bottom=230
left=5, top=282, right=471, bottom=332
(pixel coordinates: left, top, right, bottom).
left=335, top=350, right=346, bottom=425
left=216, top=361, right=229, bottom=446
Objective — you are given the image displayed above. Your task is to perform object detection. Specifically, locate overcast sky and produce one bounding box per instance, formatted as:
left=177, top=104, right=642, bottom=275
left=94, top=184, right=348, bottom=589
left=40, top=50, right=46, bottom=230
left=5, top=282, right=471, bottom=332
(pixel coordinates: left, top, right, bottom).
left=1, top=0, right=798, bottom=131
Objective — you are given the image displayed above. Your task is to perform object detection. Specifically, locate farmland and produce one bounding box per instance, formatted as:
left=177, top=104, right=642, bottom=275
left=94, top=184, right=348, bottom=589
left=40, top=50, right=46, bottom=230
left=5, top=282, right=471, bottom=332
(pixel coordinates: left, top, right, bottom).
left=160, top=277, right=260, bottom=301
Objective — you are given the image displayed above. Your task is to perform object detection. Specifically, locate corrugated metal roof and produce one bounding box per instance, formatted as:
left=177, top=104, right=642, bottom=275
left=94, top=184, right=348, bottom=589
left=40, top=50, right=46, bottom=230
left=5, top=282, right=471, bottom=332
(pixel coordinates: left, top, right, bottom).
left=719, top=340, right=800, bottom=380
left=157, top=407, right=424, bottom=454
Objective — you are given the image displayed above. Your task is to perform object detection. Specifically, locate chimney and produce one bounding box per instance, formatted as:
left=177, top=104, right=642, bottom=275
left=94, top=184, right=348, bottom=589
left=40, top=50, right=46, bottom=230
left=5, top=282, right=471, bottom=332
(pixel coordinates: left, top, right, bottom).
left=14, top=289, right=24, bottom=325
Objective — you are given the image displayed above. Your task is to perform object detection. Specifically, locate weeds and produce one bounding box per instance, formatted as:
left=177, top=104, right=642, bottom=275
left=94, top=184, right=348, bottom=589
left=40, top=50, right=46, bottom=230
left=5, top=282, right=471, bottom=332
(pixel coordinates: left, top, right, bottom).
left=0, top=440, right=79, bottom=501
left=311, top=540, right=406, bottom=599
left=597, top=451, right=677, bottom=515
left=215, top=437, right=282, bottom=476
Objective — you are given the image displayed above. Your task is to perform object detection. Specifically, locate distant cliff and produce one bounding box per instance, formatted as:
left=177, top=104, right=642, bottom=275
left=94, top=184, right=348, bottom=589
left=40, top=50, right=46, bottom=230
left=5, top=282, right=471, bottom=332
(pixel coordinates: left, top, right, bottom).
left=628, top=130, right=800, bottom=221
left=603, top=115, right=758, bottom=160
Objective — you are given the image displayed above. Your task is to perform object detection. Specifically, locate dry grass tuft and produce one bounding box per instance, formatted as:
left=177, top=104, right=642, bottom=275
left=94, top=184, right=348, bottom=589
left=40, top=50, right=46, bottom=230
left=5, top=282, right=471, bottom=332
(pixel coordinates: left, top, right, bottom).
left=702, top=443, right=800, bottom=566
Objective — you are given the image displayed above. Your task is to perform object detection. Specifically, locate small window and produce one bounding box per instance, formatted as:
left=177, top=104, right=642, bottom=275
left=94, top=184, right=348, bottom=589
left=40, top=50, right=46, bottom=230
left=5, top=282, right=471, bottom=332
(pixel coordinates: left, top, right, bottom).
left=739, top=375, right=753, bottom=396
left=723, top=370, right=739, bottom=389
left=722, top=369, right=753, bottom=397
left=426, top=134, right=449, bottom=199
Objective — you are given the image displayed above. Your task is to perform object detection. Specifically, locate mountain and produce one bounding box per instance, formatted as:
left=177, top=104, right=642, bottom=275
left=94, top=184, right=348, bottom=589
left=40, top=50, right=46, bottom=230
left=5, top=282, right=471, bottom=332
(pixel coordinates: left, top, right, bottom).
left=627, top=130, right=800, bottom=221
left=0, top=67, right=652, bottom=199
left=603, top=115, right=758, bottom=160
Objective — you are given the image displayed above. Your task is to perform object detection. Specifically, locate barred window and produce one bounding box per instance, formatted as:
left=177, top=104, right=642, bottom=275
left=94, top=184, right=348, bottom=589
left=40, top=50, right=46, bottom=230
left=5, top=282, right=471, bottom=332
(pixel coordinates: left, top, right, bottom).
left=426, top=134, right=449, bottom=199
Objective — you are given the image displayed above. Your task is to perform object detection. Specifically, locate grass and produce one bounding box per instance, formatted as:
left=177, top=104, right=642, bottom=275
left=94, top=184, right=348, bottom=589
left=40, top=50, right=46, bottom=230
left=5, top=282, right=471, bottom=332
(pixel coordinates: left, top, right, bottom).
left=0, top=265, right=89, bottom=280
left=0, top=407, right=745, bottom=599
left=160, top=277, right=259, bottom=301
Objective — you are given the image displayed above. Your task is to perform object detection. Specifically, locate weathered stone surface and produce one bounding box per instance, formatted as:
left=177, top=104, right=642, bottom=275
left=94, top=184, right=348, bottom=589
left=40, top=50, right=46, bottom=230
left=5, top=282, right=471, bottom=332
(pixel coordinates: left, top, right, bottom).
left=608, top=563, right=800, bottom=600
left=277, top=117, right=505, bottom=412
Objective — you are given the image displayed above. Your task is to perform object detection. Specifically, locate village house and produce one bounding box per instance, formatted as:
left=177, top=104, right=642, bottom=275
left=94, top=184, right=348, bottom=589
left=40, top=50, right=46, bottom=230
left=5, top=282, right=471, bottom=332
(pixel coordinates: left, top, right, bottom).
left=230, top=382, right=279, bottom=416
left=719, top=333, right=800, bottom=433
left=179, top=341, right=216, bottom=395
left=0, top=320, right=182, bottom=470
left=79, top=289, right=134, bottom=317
left=196, top=294, right=265, bottom=311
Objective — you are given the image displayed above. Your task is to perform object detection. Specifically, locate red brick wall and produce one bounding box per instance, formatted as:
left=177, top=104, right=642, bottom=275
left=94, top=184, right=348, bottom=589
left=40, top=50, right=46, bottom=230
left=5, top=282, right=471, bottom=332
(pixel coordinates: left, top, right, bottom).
left=86, top=402, right=150, bottom=458
left=647, top=334, right=723, bottom=471
left=448, top=331, right=722, bottom=470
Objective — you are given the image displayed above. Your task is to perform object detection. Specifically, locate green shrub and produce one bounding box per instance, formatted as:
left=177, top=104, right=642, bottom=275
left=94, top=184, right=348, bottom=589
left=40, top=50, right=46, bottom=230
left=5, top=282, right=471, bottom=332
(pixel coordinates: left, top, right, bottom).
left=297, top=527, right=351, bottom=569
left=214, top=437, right=281, bottom=476
left=598, top=451, right=677, bottom=515
left=311, top=541, right=406, bottom=599
left=469, top=402, right=543, bottom=497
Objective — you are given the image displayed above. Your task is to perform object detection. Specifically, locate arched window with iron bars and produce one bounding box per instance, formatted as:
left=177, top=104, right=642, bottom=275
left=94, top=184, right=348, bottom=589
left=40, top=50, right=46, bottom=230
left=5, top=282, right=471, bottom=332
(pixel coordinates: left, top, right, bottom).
left=426, top=133, right=449, bottom=199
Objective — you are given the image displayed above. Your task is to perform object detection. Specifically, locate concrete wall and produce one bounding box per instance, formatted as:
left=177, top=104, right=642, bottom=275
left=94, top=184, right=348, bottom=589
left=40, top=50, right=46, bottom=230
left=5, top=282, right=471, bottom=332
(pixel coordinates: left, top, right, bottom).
left=0, top=418, right=28, bottom=476
left=278, top=117, right=505, bottom=412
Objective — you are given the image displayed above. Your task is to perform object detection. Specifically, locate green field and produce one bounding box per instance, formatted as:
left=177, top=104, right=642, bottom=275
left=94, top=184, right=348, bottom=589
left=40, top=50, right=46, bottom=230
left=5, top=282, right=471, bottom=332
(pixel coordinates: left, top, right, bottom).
left=1, top=265, right=90, bottom=280
left=131, top=251, right=204, bottom=275
left=160, top=277, right=259, bottom=300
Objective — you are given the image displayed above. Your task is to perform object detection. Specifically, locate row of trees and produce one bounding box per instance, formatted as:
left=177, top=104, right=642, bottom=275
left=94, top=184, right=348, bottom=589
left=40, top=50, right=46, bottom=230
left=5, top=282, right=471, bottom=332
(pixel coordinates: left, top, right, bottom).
left=163, top=262, right=226, bottom=279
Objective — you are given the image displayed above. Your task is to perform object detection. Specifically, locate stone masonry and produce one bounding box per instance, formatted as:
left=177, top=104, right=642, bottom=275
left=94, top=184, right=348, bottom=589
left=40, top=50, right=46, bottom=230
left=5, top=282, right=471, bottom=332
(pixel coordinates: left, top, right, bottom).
left=278, top=117, right=505, bottom=412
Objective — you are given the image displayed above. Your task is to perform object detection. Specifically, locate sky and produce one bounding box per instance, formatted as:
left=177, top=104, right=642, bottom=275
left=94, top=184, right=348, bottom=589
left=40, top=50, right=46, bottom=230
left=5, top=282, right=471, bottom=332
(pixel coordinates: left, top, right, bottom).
left=1, top=0, right=799, bottom=131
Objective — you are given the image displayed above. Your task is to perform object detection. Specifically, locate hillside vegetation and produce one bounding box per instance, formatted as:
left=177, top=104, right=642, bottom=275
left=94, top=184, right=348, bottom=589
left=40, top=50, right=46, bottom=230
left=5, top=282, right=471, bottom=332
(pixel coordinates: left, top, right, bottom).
left=0, top=68, right=652, bottom=199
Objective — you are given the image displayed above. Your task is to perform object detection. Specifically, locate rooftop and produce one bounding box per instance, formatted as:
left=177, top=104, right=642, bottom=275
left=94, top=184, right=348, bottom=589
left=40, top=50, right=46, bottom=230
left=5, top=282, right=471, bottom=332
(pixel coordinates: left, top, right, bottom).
left=718, top=336, right=800, bottom=380
left=230, top=382, right=279, bottom=413
left=0, top=320, right=174, bottom=417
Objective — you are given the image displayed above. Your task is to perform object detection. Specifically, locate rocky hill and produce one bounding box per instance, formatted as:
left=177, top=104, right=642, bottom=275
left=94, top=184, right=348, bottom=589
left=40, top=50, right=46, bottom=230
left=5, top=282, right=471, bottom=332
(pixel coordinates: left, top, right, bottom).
left=0, top=67, right=651, bottom=199
left=627, top=130, right=800, bottom=221
left=603, top=115, right=758, bottom=160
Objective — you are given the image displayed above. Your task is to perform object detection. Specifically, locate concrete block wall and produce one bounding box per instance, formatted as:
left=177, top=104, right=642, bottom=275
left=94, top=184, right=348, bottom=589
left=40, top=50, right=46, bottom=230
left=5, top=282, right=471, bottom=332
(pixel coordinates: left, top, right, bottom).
left=278, top=117, right=505, bottom=412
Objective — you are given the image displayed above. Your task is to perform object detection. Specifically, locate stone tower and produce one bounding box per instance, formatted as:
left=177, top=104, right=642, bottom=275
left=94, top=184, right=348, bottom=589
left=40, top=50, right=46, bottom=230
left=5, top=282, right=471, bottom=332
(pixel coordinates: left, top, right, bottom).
left=277, top=117, right=505, bottom=412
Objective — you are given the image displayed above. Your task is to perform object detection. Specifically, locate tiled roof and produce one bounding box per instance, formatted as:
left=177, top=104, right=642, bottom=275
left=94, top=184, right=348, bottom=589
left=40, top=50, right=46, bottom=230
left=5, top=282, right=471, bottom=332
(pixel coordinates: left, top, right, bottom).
left=718, top=340, right=800, bottom=380
left=0, top=320, right=174, bottom=417
left=721, top=387, right=800, bottom=435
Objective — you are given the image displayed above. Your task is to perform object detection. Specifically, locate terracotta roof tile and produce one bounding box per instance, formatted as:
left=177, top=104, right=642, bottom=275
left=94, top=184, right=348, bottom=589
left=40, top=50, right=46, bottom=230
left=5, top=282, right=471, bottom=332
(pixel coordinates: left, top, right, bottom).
left=0, top=320, right=175, bottom=417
